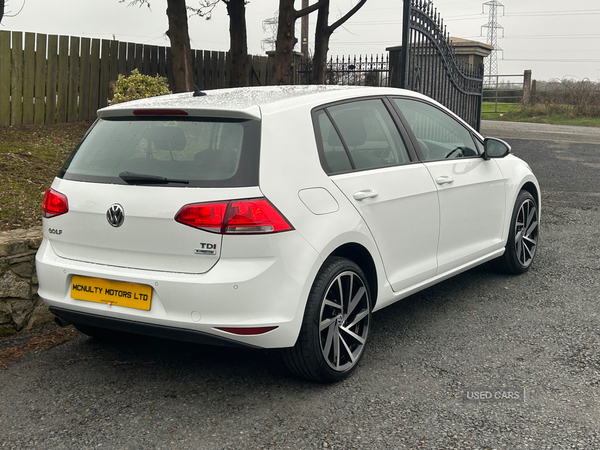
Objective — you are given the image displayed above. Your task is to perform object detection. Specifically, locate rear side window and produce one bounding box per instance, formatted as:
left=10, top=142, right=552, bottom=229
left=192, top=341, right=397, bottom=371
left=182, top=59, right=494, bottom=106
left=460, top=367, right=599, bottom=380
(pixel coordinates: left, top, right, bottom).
left=59, top=117, right=261, bottom=187
left=314, top=99, right=411, bottom=174
left=316, top=111, right=353, bottom=173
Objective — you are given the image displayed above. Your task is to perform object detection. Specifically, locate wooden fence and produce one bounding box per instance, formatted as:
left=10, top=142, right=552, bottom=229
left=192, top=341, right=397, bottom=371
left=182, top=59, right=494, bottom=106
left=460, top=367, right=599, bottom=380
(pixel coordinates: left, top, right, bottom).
left=0, top=30, right=271, bottom=127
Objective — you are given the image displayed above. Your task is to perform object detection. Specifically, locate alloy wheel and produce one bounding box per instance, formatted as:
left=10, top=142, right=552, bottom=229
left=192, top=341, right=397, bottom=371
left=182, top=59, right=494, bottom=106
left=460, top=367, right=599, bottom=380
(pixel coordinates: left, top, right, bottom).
left=515, top=198, right=538, bottom=267
left=319, top=270, right=370, bottom=372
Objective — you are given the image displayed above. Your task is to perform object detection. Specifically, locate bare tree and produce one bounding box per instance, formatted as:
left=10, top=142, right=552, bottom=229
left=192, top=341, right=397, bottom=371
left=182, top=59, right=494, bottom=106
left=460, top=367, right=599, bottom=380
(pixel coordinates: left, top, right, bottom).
left=1, top=0, right=26, bottom=25
left=125, top=0, right=193, bottom=93
left=190, top=0, right=249, bottom=87
left=312, top=0, right=367, bottom=84
left=224, top=0, right=248, bottom=87
left=271, top=0, right=324, bottom=85
left=166, top=0, right=195, bottom=92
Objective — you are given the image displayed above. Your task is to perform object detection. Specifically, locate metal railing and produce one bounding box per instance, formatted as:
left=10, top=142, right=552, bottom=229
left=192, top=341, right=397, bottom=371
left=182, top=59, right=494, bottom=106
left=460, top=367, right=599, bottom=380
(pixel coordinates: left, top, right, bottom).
left=296, top=54, right=390, bottom=87
left=483, top=73, right=528, bottom=114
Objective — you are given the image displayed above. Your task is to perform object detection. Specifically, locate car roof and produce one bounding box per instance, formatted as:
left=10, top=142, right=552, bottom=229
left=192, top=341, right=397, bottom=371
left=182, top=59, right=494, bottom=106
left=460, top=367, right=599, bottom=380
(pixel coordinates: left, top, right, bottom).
left=97, top=85, right=428, bottom=120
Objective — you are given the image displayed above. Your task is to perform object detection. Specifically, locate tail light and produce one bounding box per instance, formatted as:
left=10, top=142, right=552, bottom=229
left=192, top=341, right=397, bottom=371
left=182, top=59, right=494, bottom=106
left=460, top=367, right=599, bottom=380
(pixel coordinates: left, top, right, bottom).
left=175, top=198, right=293, bottom=234
left=42, top=188, right=69, bottom=218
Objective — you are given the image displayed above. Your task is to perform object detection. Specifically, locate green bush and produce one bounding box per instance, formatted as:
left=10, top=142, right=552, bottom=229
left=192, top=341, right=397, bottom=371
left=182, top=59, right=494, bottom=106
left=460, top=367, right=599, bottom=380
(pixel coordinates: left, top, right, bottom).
left=530, top=79, right=600, bottom=118
left=110, top=69, right=171, bottom=105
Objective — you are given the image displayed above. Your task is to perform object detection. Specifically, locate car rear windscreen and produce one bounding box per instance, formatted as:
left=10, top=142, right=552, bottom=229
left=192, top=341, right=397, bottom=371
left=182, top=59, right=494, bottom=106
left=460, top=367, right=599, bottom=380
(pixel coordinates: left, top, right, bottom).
left=59, top=117, right=261, bottom=187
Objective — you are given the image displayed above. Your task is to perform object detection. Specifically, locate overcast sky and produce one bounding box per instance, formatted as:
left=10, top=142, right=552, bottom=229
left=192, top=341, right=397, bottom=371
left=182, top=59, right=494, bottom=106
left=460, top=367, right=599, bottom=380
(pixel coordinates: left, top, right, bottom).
left=2, top=0, right=599, bottom=82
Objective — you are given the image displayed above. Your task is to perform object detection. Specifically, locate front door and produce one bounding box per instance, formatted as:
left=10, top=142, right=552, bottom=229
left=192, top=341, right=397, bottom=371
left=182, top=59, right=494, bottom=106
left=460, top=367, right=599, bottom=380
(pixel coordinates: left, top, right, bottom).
left=392, top=98, right=506, bottom=274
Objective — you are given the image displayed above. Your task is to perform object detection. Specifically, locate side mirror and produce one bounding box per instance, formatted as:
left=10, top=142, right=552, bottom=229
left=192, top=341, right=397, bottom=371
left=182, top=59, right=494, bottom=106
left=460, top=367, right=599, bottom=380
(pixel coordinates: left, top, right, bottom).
left=483, top=138, right=511, bottom=160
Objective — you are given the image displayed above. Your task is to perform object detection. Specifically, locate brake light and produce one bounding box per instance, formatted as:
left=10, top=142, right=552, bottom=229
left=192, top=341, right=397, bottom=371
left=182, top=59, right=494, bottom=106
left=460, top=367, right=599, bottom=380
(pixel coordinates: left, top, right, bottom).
left=175, top=198, right=293, bottom=234
left=42, top=188, right=69, bottom=218
left=133, top=109, right=188, bottom=116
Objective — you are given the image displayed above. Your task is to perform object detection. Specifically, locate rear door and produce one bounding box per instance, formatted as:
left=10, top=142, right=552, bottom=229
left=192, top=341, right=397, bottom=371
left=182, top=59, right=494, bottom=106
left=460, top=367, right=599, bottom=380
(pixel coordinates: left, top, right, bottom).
left=314, top=98, right=440, bottom=293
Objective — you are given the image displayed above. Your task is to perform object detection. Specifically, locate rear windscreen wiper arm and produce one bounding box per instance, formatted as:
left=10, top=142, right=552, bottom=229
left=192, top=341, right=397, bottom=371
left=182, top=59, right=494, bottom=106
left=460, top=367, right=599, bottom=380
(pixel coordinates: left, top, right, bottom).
left=119, top=171, right=190, bottom=185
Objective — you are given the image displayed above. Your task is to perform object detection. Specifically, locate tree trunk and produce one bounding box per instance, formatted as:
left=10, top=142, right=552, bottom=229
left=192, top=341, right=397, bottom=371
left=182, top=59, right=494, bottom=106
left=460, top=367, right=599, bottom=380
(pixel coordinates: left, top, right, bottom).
left=312, top=0, right=368, bottom=85
left=225, top=0, right=248, bottom=87
left=271, top=0, right=296, bottom=85
left=0, top=1, right=5, bottom=25
left=312, top=0, right=331, bottom=84
left=271, top=0, right=324, bottom=85
left=166, top=0, right=194, bottom=93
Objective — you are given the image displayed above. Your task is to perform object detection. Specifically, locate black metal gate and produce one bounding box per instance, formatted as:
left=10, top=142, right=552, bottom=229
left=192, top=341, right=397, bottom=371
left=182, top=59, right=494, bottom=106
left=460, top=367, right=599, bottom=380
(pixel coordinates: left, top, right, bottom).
left=399, top=0, right=484, bottom=130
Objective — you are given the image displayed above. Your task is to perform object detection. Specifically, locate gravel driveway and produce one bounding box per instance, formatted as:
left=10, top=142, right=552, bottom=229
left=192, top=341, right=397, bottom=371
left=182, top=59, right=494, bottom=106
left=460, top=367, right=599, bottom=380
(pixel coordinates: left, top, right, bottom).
left=1, top=120, right=599, bottom=449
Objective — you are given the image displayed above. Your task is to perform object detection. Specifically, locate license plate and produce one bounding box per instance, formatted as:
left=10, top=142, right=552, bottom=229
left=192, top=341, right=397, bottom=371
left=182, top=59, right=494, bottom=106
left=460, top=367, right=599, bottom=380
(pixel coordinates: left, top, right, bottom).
left=71, top=276, right=152, bottom=311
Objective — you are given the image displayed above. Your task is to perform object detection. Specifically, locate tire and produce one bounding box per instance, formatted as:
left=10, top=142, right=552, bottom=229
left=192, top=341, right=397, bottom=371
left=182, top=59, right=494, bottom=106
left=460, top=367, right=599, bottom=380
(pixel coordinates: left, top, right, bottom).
left=73, top=323, right=133, bottom=341
left=493, top=190, right=539, bottom=274
left=283, top=257, right=372, bottom=383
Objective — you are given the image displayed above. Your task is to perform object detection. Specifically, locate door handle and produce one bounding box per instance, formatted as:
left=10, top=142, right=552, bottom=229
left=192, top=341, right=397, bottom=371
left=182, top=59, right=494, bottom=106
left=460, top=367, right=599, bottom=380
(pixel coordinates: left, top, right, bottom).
left=353, top=190, right=379, bottom=201
left=436, top=176, right=454, bottom=185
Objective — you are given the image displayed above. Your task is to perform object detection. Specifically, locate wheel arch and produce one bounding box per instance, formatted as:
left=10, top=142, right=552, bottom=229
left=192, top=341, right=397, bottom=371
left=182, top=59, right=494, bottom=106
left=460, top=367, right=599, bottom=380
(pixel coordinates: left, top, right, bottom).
left=520, top=181, right=540, bottom=209
left=328, top=243, right=379, bottom=310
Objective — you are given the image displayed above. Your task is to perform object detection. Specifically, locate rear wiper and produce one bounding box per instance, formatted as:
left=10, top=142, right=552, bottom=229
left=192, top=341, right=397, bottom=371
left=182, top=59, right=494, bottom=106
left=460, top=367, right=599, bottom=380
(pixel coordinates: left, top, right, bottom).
left=118, top=171, right=189, bottom=185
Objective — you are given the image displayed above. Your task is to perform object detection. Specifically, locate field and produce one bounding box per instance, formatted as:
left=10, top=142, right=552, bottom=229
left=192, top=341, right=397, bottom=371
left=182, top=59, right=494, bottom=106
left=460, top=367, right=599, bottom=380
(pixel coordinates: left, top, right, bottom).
left=483, top=102, right=600, bottom=127
left=481, top=102, right=521, bottom=120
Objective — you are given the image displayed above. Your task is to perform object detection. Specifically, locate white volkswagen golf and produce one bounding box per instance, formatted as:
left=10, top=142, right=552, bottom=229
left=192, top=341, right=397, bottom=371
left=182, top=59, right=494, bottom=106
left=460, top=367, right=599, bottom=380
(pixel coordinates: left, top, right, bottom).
left=36, top=85, right=539, bottom=382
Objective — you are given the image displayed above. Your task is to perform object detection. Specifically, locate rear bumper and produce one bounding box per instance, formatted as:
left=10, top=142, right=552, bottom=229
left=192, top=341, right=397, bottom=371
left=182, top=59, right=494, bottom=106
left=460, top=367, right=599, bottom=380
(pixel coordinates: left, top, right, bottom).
left=36, top=232, right=322, bottom=349
left=50, top=306, right=261, bottom=348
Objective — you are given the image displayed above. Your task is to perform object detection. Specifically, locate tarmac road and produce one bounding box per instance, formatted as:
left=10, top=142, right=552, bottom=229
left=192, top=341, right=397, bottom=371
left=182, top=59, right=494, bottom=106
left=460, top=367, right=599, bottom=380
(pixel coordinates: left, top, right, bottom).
left=0, top=120, right=599, bottom=449
left=481, top=120, right=600, bottom=145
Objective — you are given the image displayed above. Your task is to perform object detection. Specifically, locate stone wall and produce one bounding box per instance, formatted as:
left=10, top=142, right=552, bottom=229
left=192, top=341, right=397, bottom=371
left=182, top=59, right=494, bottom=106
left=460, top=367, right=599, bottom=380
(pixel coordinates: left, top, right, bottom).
left=0, top=227, right=53, bottom=337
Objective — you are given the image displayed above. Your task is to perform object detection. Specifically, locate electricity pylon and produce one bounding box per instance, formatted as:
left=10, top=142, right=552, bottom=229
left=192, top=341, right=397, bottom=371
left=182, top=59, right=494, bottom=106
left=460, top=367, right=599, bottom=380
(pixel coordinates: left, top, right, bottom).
left=481, top=1, right=505, bottom=86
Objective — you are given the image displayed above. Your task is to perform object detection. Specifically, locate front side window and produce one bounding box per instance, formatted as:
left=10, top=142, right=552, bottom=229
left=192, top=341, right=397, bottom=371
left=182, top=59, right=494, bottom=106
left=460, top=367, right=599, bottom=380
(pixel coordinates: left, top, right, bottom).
left=393, top=98, right=479, bottom=161
left=315, top=99, right=411, bottom=174
left=60, top=117, right=261, bottom=187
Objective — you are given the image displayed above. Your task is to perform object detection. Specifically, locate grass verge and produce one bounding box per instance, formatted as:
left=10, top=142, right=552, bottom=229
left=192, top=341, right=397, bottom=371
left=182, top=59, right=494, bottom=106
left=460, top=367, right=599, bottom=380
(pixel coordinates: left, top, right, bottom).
left=0, top=122, right=93, bottom=232
left=482, top=102, right=600, bottom=127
